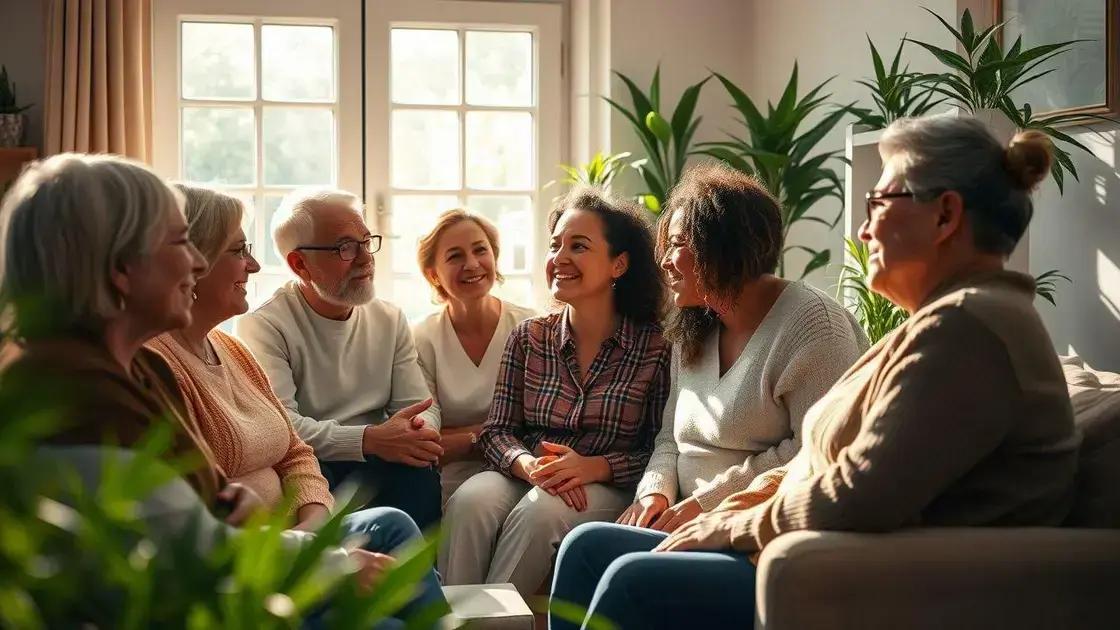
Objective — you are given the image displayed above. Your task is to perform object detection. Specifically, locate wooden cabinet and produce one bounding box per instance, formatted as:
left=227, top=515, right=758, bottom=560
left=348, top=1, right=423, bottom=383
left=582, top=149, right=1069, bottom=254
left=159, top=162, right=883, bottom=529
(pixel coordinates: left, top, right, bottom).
left=1, top=147, right=39, bottom=197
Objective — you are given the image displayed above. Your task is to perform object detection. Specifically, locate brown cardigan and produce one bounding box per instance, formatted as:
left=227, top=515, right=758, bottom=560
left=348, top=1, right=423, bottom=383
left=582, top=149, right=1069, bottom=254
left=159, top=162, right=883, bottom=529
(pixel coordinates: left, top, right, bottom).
left=717, top=271, right=1079, bottom=553
left=1, top=335, right=225, bottom=503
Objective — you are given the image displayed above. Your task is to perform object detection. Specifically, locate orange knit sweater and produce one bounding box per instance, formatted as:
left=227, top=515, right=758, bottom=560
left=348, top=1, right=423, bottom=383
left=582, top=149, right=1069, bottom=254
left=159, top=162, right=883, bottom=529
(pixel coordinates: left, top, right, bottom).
left=148, top=330, right=334, bottom=515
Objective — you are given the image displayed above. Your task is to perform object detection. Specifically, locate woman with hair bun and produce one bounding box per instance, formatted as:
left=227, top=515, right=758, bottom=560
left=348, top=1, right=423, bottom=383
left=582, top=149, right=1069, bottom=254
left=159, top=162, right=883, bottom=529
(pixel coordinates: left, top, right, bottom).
left=549, top=115, right=1079, bottom=629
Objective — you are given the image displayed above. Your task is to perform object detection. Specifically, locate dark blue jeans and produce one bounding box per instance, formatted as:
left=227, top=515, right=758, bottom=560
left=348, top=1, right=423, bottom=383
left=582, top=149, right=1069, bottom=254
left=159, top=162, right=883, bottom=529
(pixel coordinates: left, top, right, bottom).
left=307, top=507, right=448, bottom=629
left=320, top=457, right=442, bottom=532
left=549, top=522, right=757, bottom=630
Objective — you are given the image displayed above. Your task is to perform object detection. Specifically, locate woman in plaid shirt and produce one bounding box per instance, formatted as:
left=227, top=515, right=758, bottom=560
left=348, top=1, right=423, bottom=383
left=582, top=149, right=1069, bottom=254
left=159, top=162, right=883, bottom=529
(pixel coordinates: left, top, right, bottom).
left=439, top=187, right=671, bottom=596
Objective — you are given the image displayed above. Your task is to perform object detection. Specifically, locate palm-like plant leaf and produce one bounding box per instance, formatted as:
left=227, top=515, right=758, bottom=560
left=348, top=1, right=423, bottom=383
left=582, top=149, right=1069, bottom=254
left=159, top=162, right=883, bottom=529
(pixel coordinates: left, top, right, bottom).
left=697, top=66, right=850, bottom=278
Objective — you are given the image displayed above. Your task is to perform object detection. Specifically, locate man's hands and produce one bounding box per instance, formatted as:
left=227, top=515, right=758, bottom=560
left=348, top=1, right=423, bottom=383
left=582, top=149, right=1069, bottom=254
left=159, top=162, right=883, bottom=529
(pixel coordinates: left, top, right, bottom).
left=362, top=399, right=444, bottom=467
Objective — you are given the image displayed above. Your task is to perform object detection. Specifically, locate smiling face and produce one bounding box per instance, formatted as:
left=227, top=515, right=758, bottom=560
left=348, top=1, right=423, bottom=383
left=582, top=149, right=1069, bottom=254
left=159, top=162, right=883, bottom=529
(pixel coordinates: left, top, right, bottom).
left=860, top=157, right=943, bottom=307
left=428, top=219, right=497, bottom=303
left=546, top=208, right=628, bottom=306
left=117, top=204, right=208, bottom=334
left=193, top=224, right=261, bottom=322
left=659, top=209, right=704, bottom=308
left=297, top=202, right=375, bottom=307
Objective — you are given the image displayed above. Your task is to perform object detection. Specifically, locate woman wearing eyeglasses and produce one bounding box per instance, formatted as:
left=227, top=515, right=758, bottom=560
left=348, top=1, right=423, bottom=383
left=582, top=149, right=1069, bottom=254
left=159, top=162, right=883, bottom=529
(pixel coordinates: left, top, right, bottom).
left=147, top=184, right=340, bottom=528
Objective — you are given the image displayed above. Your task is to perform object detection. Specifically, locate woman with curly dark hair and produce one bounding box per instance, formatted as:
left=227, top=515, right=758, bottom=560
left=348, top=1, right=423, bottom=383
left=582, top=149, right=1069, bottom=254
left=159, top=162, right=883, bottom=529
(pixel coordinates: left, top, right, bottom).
left=613, top=162, right=869, bottom=532
left=440, top=187, right=671, bottom=597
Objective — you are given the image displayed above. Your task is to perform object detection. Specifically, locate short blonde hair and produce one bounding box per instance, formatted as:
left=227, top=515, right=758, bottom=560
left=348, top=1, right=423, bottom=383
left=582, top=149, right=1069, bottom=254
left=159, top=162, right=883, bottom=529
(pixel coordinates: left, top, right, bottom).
left=0, top=153, right=183, bottom=336
left=272, top=187, right=364, bottom=257
left=416, top=208, right=504, bottom=302
left=173, top=183, right=244, bottom=270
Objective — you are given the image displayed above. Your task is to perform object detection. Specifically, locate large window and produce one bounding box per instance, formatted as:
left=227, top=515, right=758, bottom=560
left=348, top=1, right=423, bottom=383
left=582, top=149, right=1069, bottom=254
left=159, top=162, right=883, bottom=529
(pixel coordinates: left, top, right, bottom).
left=155, top=0, right=560, bottom=321
left=174, top=18, right=340, bottom=305
left=385, top=27, right=538, bottom=320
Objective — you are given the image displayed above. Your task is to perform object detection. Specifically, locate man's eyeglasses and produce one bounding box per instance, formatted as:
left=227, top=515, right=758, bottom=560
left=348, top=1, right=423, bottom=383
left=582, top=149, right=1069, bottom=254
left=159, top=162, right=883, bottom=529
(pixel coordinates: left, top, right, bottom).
left=865, top=190, right=915, bottom=216
left=296, top=235, right=383, bottom=261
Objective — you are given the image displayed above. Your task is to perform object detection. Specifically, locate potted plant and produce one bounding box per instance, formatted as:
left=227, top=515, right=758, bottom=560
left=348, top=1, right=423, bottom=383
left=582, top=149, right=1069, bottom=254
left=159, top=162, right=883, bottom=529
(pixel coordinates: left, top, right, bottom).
left=605, top=66, right=709, bottom=215
left=0, top=65, right=33, bottom=148
left=696, top=64, right=851, bottom=278
left=908, top=8, right=1115, bottom=192
left=850, top=36, right=945, bottom=132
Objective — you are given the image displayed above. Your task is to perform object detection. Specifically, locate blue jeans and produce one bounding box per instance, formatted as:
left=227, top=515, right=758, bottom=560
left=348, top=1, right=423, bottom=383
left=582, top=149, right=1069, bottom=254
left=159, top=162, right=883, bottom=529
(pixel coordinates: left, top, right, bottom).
left=549, top=522, right=757, bottom=630
left=321, top=457, right=442, bottom=532
left=306, top=507, right=448, bottom=629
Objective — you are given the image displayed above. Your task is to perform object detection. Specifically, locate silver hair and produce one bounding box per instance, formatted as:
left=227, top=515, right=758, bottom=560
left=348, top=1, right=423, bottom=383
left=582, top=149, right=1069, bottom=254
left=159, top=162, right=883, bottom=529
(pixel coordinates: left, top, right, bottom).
left=272, top=187, right=364, bottom=257
left=879, top=114, right=1052, bottom=256
left=173, top=183, right=244, bottom=271
left=0, top=153, right=183, bottom=336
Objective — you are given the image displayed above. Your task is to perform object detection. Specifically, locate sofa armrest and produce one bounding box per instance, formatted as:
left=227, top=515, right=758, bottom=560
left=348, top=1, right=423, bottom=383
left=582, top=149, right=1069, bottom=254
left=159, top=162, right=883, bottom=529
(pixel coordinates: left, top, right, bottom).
left=755, top=528, right=1120, bottom=630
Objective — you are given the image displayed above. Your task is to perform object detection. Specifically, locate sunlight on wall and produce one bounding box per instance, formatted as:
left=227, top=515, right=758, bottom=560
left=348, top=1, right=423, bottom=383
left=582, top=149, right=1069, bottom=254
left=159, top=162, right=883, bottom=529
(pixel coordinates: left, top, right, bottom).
left=1098, top=250, right=1120, bottom=322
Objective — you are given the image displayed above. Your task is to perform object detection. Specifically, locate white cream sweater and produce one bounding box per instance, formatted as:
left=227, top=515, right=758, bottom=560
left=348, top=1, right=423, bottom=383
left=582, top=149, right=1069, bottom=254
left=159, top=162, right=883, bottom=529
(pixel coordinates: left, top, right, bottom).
left=635, top=282, right=869, bottom=510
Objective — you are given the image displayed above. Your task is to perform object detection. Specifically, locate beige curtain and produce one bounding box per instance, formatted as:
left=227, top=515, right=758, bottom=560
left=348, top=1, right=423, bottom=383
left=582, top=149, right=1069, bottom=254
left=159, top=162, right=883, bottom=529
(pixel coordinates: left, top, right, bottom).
left=44, top=0, right=152, bottom=161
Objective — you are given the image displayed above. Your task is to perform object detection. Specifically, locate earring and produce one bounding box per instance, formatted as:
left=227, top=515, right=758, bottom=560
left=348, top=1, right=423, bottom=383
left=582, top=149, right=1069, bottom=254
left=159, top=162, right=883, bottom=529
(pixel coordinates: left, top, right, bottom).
left=611, top=280, right=617, bottom=289
left=117, top=293, right=126, bottom=311
left=192, top=291, right=198, bottom=300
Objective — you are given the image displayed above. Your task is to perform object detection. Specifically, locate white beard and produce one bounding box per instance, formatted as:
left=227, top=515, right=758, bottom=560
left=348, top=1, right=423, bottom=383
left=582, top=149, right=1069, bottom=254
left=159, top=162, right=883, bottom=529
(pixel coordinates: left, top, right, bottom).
left=312, top=273, right=374, bottom=307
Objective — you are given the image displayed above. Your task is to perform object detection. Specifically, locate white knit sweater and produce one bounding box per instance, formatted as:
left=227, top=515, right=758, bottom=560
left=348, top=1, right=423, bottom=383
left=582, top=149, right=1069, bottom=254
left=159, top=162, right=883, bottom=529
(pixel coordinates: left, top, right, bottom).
left=635, top=281, right=869, bottom=510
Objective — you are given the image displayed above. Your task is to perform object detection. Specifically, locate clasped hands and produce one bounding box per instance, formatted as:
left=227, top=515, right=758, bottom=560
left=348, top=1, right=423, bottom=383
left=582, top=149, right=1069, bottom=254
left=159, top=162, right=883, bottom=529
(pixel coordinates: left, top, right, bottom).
left=616, top=493, right=746, bottom=553
left=512, top=441, right=610, bottom=512
left=362, top=399, right=444, bottom=467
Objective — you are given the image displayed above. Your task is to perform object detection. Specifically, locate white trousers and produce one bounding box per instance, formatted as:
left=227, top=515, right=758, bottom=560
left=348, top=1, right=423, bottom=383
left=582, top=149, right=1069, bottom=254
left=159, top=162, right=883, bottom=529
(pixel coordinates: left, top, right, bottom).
left=438, top=470, right=631, bottom=596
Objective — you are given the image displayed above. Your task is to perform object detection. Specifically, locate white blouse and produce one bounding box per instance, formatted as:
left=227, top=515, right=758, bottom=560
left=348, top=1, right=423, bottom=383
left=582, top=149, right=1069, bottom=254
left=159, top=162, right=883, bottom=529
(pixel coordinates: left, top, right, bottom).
left=412, top=299, right=537, bottom=429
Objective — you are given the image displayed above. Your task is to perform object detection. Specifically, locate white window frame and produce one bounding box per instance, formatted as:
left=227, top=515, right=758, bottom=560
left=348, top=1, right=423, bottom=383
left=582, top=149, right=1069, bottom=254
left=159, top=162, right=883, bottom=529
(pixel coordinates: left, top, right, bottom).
left=365, top=0, right=564, bottom=312
left=152, top=0, right=363, bottom=305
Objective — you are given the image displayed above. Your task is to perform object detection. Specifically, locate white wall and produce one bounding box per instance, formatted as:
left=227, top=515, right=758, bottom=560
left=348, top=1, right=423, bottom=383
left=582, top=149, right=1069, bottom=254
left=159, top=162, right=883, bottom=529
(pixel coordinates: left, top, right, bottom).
left=741, top=0, right=956, bottom=287
left=0, top=0, right=46, bottom=151
left=1031, top=130, right=1120, bottom=370
left=605, top=0, right=753, bottom=197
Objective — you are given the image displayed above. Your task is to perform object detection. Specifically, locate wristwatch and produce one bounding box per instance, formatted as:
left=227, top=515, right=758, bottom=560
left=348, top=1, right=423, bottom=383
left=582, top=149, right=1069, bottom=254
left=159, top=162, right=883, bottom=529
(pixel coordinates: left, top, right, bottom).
left=469, top=431, right=479, bottom=451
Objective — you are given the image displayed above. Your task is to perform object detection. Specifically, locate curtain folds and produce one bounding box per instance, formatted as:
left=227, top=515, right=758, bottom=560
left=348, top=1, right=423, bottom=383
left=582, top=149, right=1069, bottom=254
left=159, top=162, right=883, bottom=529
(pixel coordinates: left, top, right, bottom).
left=44, top=0, right=152, bottom=161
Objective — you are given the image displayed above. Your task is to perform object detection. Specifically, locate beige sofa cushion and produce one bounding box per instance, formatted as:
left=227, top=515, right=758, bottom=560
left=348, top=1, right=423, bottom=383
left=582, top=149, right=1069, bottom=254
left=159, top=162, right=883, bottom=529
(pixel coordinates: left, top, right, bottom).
left=1060, top=355, right=1120, bottom=527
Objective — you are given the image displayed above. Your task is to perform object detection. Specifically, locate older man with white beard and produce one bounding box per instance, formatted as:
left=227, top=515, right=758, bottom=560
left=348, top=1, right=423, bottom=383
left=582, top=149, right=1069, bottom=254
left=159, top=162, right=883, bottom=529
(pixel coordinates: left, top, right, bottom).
left=237, top=188, right=443, bottom=529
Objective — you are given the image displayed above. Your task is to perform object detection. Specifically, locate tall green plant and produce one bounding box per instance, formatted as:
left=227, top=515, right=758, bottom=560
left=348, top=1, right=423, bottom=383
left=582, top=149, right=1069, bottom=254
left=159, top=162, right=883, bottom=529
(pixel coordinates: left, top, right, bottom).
left=851, top=36, right=944, bottom=130
left=908, top=8, right=1114, bottom=192
left=605, top=66, right=709, bottom=213
left=697, top=64, right=850, bottom=278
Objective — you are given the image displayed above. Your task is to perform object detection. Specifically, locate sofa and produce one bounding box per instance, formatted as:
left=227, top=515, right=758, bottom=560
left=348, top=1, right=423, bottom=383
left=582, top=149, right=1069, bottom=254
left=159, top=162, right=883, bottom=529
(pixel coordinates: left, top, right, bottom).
left=754, top=355, right=1120, bottom=630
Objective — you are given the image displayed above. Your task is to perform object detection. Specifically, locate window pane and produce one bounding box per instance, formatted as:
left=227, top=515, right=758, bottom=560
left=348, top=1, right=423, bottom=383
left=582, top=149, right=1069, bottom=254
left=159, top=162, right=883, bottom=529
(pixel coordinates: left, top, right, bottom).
left=263, top=194, right=287, bottom=267
left=182, top=107, right=254, bottom=185
left=465, top=31, right=533, bottom=106
left=394, top=275, right=440, bottom=322
left=391, top=29, right=460, bottom=105
left=467, top=195, right=532, bottom=272
left=181, top=22, right=254, bottom=100
left=493, top=275, right=534, bottom=310
left=465, top=111, right=532, bottom=190
left=263, top=107, right=335, bottom=186
left=390, top=195, right=460, bottom=272
left=392, top=110, right=460, bottom=189
left=262, top=25, right=335, bottom=102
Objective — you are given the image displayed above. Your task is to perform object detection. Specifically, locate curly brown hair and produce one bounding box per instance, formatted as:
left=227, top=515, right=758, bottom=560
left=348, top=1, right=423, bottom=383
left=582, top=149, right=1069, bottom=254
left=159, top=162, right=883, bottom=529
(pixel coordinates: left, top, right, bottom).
left=657, top=163, right=783, bottom=364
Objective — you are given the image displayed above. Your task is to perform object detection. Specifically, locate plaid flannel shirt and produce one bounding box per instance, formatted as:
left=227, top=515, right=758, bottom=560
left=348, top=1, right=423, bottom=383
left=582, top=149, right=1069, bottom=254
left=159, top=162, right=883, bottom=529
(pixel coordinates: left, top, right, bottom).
left=479, top=309, right=671, bottom=487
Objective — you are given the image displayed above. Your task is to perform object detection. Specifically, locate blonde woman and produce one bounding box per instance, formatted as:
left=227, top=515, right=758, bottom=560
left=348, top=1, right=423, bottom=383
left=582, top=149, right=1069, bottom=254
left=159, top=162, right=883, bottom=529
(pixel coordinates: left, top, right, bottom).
left=412, top=209, right=535, bottom=503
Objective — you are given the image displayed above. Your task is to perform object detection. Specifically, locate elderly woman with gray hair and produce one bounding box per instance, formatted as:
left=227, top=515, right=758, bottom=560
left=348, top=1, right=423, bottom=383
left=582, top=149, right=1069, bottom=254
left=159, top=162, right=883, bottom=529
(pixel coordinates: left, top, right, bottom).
left=549, top=114, right=1080, bottom=629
